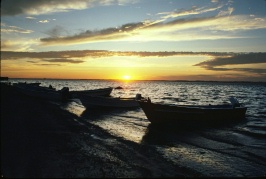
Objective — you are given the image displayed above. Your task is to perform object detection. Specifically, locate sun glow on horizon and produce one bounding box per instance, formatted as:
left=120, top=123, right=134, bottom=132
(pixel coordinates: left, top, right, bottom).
left=123, top=75, right=131, bottom=80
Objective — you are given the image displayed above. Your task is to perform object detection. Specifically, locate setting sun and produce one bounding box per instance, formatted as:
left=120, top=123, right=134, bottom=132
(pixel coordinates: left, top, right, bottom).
left=123, top=75, right=131, bottom=80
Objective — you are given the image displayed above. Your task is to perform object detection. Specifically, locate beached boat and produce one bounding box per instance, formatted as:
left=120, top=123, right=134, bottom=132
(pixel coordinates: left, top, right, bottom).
left=13, top=82, right=70, bottom=102
left=137, top=95, right=247, bottom=125
left=70, top=87, right=113, bottom=98
left=78, top=94, right=139, bottom=108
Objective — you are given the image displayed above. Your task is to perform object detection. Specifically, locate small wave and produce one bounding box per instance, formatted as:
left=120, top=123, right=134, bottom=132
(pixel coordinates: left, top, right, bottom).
left=190, top=98, right=200, bottom=101
left=161, top=97, right=180, bottom=102
left=257, top=111, right=266, bottom=115
left=236, top=127, right=266, bottom=138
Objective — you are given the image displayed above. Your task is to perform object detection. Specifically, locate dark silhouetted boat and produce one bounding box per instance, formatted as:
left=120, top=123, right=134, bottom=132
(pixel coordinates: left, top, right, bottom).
left=70, top=87, right=113, bottom=97
left=137, top=95, right=247, bottom=125
left=71, top=87, right=139, bottom=108
left=78, top=95, right=139, bottom=108
left=13, top=82, right=69, bottom=102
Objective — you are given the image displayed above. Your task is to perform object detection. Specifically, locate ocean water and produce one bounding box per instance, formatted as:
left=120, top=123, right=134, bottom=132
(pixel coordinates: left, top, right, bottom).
left=9, top=78, right=266, bottom=176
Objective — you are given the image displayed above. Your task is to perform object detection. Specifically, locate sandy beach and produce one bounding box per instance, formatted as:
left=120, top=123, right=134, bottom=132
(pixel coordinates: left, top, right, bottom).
left=1, top=83, right=197, bottom=178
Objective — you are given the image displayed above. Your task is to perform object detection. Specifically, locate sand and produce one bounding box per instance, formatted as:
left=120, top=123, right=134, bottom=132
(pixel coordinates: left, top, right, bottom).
left=1, top=83, right=198, bottom=178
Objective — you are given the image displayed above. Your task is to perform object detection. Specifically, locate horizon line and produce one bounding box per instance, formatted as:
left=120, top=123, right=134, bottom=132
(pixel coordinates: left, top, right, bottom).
left=3, top=77, right=266, bottom=83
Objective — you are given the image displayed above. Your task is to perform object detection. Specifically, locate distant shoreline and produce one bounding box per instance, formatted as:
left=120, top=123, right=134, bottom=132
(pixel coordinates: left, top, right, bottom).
left=5, top=77, right=266, bottom=83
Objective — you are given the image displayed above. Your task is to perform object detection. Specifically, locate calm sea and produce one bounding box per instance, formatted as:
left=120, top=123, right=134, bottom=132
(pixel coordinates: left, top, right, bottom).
left=9, top=78, right=266, bottom=176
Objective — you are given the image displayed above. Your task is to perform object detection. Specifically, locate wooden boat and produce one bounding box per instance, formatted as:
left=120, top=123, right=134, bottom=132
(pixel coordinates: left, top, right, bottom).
left=13, top=82, right=70, bottom=102
left=70, top=87, right=113, bottom=98
left=137, top=95, right=247, bottom=125
left=78, top=94, right=139, bottom=108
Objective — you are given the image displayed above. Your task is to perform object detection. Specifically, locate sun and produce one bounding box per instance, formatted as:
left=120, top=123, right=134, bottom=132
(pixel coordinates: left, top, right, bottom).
left=123, top=75, right=131, bottom=80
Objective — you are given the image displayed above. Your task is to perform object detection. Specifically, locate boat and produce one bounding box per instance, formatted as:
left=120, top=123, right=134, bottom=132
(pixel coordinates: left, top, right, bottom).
left=0, top=77, right=9, bottom=81
left=78, top=94, right=139, bottom=108
left=13, top=82, right=70, bottom=102
left=70, top=87, right=113, bottom=98
left=136, top=94, right=247, bottom=125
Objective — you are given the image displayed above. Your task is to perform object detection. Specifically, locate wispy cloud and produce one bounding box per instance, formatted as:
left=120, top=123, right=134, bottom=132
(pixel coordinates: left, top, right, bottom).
left=1, top=0, right=88, bottom=16
left=36, top=2, right=247, bottom=46
left=25, top=16, right=37, bottom=19
left=39, top=64, right=62, bottom=66
left=1, top=39, right=37, bottom=51
left=1, top=0, right=136, bottom=16
left=1, top=23, right=34, bottom=34
left=39, top=13, right=266, bottom=46
left=38, top=20, right=49, bottom=23
left=1, top=50, right=109, bottom=65
left=217, top=7, right=234, bottom=16
left=3, top=0, right=265, bottom=48
left=158, top=3, right=224, bottom=19
left=0, top=50, right=224, bottom=61
left=40, top=22, right=145, bottom=45
left=43, top=58, right=85, bottom=64
left=43, top=25, right=68, bottom=38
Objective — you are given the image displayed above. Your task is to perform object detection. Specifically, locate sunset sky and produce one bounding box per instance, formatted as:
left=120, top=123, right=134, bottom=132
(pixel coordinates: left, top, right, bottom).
left=1, top=0, right=266, bottom=81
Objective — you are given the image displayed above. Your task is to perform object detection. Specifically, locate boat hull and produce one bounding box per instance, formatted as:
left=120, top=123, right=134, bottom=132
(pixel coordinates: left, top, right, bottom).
left=138, top=101, right=247, bottom=126
left=70, top=87, right=113, bottom=97
left=13, top=83, right=69, bottom=102
left=79, top=95, right=139, bottom=108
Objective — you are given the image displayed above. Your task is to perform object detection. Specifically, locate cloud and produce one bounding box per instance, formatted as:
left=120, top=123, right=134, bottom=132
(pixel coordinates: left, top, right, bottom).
left=194, top=53, right=266, bottom=74
left=40, top=22, right=145, bottom=45
left=25, top=16, right=37, bottom=19
left=39, top=64, right=62, bottom=66
left=1, top=51, right=86, bottom=65
left=0, top=50, right=109, bottom=63
left=43, top=58, right=85, bottom=64
left=1, top=0, right=89, bottom=16
left=158, top=3, right=224, bottom=19
left=1, top=0, right=136, bottom=16
left=156, top=73, right=266, bottom=82
left=41, top=5, right=230, bottom=45
left=39, top=13, right=266, bottom=46
left=4, top=50, right=265, bottom=61
left=42, top=25, right=68, bottom=38
left=1, top=23, right=34, bottom=34
left=0, top=50, right=222, bottom=61
left=38, top=20, right=49, bottom=23
left=195, top=53, right=266, bottom=66
left=2, top=50, right=265, bottom=67
left=29, top=1, right=266, bottom=45
left=1, top=39, right=37, bottom=51
left=2, top=50, right=265, bottom=78
left=217, top=7, right=234, bottom=16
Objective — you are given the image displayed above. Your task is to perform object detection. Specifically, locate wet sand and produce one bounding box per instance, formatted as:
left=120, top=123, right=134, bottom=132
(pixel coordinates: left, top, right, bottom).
left=1, top=83, right=197, bottom=178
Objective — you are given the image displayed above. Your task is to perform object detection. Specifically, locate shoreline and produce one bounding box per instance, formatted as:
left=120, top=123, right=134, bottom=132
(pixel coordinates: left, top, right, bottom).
left=1, top=83, right=197, bottom=178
